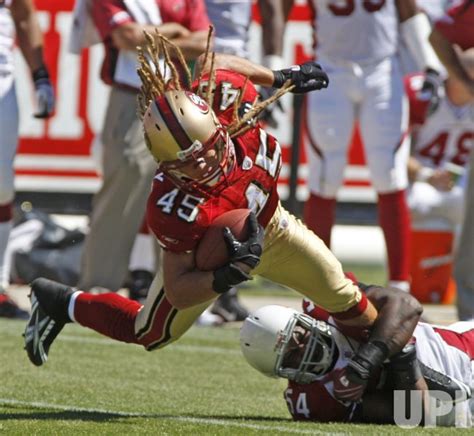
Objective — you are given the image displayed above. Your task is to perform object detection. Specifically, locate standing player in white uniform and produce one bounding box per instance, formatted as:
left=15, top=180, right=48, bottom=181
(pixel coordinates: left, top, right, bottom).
left=406, top=50, right=474, bottom=230
left=0, top=0, right=54, bottom=318
left=262, top=0, right=443, bottom=292
left=241, top=299, right=474, bottom=426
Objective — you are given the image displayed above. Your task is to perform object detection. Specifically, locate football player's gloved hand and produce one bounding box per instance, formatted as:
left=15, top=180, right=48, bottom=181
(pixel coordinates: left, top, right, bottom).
left=32, top=66, right=55, bottom=118
left=212, top=213, right=264, bottom=294
left=419, top=67, right=443, bottom=116
left=385, top=341, right=422, bottom=389
left=333, top=341, right=389, bottom=402
left=258, top=86, right=284, bottom=128
left=272, top=61, right=329, bottom=94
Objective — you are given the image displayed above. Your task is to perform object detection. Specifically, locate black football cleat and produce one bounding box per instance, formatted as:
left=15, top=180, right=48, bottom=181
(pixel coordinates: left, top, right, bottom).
left=211, top=288, right=249, bottom=322
left=24, top=278, right=74, bottom=366
left=128, top=270, right=153, bottom=304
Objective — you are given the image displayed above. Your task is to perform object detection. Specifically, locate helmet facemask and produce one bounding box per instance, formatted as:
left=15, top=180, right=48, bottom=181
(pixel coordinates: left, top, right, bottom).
left=158, top=126, right=236, bottom=196
left=275, top=313, right=336, bottom=384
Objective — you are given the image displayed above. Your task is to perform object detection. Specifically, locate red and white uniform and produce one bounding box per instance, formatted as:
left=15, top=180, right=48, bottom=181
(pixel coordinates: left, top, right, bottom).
left=284, top=301, right=474, bottom=425
left=406, top=73, right=474, bottom=227
left=147, top=70, right=281, bottom=253
left=305, top=0, right=409, bottom=196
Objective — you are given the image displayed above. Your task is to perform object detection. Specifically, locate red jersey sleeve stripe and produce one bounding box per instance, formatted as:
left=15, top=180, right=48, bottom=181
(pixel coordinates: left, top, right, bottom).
left=155, top=95, right=193, bottom=150
left=330, top=292, right=369, bottom=321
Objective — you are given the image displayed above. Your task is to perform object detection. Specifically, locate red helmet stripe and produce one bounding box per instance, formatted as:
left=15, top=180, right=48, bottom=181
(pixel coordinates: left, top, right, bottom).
left=155, top=96, right=193, bottom=150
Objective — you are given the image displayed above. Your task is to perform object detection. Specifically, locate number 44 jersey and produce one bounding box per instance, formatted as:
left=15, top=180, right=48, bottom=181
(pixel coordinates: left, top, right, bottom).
left=146, top=70, right=282, bottom=253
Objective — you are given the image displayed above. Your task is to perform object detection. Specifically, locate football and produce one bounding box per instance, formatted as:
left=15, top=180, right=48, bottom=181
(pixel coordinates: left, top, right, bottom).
left=195, top=209, right=252, bottom=271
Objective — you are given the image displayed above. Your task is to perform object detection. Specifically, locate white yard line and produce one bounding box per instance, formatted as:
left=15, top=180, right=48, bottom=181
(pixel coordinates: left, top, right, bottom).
left=0, top=398, right=347, bottom=435
left=58, top=334, right=241, bottom=355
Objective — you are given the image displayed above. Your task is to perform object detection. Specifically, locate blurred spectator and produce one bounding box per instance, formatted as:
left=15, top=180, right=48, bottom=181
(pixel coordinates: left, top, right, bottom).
left=427, top=0, right=474, bottom=319
left=0, top=0, right=54, bottom=318
left=68, top=0, right=209, bottom=293
left=405, top=50, right=474, bottom=302
left=261, top=0, right=443, bottom=292
left=406, top=50, right=474, bottom=228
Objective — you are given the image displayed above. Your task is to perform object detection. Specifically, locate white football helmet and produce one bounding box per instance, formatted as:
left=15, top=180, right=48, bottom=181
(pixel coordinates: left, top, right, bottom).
left=240, top=305, right=336, bottom=384
left=143, top=89, right=235, bottom=194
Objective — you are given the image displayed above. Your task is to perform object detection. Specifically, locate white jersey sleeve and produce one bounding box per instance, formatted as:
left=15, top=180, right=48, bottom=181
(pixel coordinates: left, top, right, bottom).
left=413, top=321, right=474, bottom=427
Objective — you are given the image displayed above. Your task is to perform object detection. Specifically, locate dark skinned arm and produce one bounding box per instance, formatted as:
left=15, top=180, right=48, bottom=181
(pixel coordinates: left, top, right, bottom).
left=364, top=285, right=423, bottom=357
left=333, top=286, right=423, bottom=402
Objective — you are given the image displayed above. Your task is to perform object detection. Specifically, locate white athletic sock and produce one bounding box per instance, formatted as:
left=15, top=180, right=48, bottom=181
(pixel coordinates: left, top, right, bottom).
left=68, top=291, right=83, bottom=323
left=0, top=220, right=12, bottom=289
left=129, top=233, right=156, bottom=273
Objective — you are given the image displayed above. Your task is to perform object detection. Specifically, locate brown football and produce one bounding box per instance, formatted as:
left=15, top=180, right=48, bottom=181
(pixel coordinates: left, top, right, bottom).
left=195, top=209, right=252, bottom=271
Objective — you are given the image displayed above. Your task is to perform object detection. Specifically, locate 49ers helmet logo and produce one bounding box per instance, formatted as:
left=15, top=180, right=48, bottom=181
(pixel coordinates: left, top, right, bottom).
left=186, top=91, right=209, bottom=114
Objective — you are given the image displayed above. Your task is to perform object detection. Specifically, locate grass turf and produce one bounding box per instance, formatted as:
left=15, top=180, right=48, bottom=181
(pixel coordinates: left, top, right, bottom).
left=0, top=314, right=462, bottom=435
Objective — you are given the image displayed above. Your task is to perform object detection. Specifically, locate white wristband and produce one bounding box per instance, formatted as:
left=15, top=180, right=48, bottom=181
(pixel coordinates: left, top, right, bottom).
left=401, top=13, right=444, bottom=74
left=416, top=166, right=434, bottom=182
left=262, top=55, right=284, bottom=71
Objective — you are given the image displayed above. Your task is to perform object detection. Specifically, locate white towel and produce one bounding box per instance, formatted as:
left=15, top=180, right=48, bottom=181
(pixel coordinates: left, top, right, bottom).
left=115, top=0, right=162, bottom=89
left=68, top=0, right=101, bottom=55
left=69, top=0, right=163, bottom=89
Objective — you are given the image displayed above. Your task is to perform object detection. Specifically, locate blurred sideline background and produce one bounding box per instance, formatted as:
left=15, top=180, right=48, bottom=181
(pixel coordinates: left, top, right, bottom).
left=8, top=1, right=457, bottom=324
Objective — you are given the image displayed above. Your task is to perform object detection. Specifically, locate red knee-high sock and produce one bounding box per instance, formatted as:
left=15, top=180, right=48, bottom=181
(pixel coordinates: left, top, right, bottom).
left=378, top=190, right=411, bottom=282
left=0, top=203, right=12, bottom=222
left=74, top=293, right=142, bottom=344
left=303, top=193, right=336, bottom=247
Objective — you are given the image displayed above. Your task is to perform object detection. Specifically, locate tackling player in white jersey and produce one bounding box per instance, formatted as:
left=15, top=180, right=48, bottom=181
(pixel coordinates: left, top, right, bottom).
left=261, top=0, right=444, bottom=293
left=0, top=0, right=54, bottom=318
left=241, top=296, right=474, bottom=427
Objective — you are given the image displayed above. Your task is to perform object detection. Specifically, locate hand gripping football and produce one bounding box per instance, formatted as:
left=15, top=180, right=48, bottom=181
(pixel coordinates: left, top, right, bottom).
left=195, top=209, right=252, bottom=271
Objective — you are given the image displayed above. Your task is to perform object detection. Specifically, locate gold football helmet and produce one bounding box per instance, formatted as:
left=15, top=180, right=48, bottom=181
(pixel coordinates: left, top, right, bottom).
left=143, top=90, right=235, bottom=193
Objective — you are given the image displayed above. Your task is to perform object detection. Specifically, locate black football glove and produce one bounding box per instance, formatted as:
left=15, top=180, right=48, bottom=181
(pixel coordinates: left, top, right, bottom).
left=272, top=61, right=329, bottom=94
left=212, top=213, right=264, bottom=294
left=385, top=342, right=422, bottom=389
left=419, top=67, right=443, bottom=116
left=334, top=341, right=389, bottom=402
left=32, top=66, right=55, bottom=119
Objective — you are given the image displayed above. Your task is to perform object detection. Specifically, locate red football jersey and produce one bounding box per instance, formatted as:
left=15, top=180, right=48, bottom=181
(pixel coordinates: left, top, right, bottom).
left=285, top=374, right=356, bottom=422
left=146, top=70, right=282, bottom=253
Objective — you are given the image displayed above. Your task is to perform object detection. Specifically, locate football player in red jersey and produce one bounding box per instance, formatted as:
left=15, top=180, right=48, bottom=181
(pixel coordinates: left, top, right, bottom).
left=25, top=33, right=383, bottom=385
left=241, top=295, right=474, bottom=427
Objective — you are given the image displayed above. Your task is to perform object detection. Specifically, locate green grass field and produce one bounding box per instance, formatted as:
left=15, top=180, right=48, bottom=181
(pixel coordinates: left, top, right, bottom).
left=0, top=306, right=461, bottom=435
